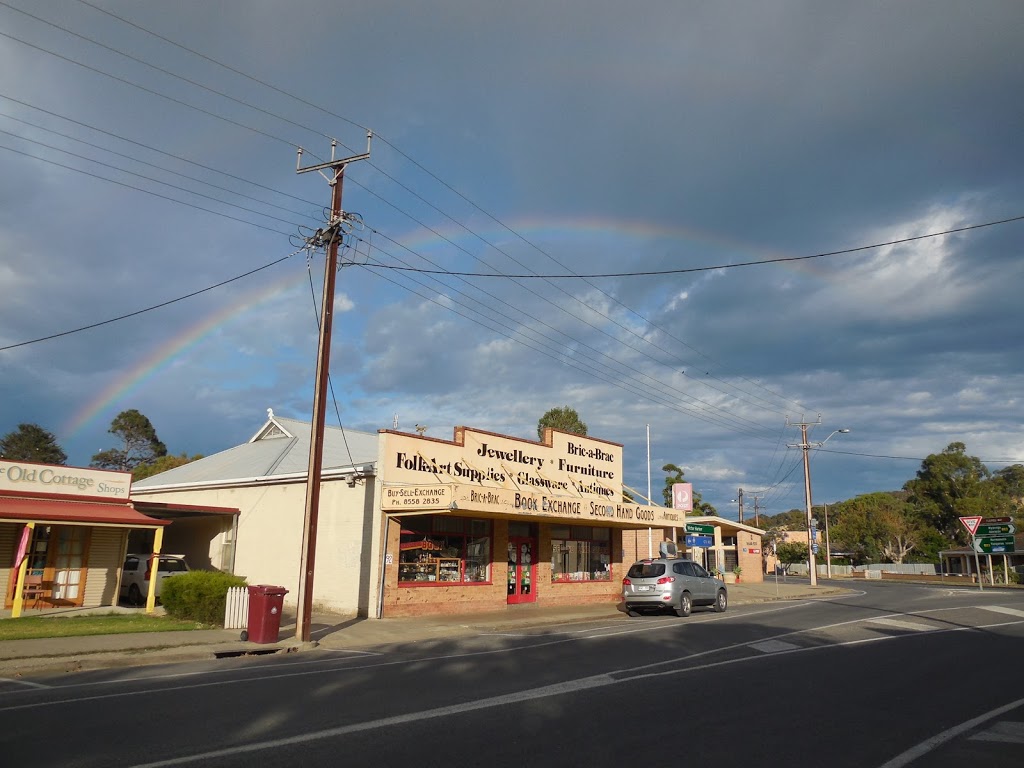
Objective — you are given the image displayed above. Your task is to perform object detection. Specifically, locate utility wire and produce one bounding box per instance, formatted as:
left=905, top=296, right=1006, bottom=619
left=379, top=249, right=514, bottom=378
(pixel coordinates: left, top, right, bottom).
left=0, top=141, right=294, bottom=236
left=0, top=127, right=312, bottom=228
left=0, top=248, right=305, bottom=352
left=359, top=214, right=1024, bottom=279
left=0, top=92, right=322, bottom=209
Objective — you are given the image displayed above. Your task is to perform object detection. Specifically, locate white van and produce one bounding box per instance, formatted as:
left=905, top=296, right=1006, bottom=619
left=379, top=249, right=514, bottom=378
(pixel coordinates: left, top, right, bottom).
left=119, top=554, right=189, bottom=605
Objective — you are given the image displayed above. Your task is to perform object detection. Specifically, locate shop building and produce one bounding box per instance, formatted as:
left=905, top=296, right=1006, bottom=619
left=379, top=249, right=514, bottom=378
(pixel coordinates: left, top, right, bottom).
left=130, top=410, right=765, bottom=618
left=1, top=459, right=167, bottom=615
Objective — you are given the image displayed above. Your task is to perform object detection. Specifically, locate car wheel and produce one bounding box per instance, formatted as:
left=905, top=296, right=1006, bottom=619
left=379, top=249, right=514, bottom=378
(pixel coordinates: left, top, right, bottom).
left=128, top=583, right=143, bottom=606
left=675, top=592, right=692, bottom=618
left=714, top=589, right=728, bottom=613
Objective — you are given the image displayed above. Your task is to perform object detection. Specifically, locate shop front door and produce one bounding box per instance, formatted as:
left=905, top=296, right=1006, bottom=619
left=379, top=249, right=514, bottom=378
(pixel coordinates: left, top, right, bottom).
left=507, top=537, right=537, bottom=604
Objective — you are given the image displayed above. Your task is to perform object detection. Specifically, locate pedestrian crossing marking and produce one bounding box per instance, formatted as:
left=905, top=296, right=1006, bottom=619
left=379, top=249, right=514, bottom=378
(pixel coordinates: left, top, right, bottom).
left=868, top=617, right=932, bottom=632
left=750, top=639, right=800, bottom=654
left=978, top=605, right=1024, bottom=619
left=970, top=721, right=1024, bottom=744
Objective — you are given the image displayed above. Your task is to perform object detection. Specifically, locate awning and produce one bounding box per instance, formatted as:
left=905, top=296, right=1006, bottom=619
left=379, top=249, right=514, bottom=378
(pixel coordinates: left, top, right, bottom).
left=132, top=500, right=240, bottom=518
left=0, top=496, right=169, bottom=528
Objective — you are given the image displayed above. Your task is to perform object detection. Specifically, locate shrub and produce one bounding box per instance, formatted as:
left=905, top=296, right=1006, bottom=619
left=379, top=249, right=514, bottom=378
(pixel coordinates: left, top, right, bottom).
left=161, top=570, right=247, bottom=626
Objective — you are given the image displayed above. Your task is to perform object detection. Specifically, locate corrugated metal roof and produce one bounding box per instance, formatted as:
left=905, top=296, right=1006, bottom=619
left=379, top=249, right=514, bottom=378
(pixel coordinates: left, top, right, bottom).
left=132, top=413, right=378, bottom=491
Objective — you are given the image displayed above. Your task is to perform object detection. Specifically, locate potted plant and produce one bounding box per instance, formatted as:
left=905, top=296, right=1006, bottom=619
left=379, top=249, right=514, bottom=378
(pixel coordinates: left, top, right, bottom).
left=733, top=565, right=743, bottom=583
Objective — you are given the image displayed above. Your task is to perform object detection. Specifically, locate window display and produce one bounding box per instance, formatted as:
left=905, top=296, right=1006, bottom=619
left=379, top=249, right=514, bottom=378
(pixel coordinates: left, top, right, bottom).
left=550, top=525, right=611, bottom=582
left=398, top=516, right=491, bottom=585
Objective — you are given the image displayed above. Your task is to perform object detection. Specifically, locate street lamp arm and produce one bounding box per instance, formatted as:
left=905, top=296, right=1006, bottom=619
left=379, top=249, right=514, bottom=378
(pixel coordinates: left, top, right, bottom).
left=815, top=428, right=851, bottom=448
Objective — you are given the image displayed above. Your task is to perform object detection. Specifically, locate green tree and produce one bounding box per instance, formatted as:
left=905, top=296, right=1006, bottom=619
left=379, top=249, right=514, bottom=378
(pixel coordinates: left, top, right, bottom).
left=132, top=452, right=204, bottom=481
left=903, top=442, right=991, bottom=542
left=775, top=541, right=808, bottom=571
left=537, top=406, right=587, bottom=440
left=90, top=409, right=167, bottom=471
left=760, top=509, right=807, bottom=530
left=829, top=492, right=922, bottom=565
left=0, top=423, right=68, bottom=464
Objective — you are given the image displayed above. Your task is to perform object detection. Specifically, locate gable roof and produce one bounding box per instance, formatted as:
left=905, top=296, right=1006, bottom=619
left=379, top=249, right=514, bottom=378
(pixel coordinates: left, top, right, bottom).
left=132, top=410, right=378, bottom=492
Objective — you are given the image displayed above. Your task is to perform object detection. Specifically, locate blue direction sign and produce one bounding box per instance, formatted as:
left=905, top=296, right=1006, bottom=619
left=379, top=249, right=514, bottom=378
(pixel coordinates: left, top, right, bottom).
left=685, top=522, right=714, bottom=535
left=685, top=534, right=714, bottom=548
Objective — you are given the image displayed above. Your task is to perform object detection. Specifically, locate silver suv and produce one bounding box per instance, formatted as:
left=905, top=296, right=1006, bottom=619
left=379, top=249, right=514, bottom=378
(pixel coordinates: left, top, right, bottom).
left=622, top=557, right=728, bottom=617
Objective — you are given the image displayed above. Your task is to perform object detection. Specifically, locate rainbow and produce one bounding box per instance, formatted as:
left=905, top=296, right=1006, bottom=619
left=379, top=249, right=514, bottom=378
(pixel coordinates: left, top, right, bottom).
left=392, top=214, right=810, bottom=277
left=62, top=265, right=309, bottom=440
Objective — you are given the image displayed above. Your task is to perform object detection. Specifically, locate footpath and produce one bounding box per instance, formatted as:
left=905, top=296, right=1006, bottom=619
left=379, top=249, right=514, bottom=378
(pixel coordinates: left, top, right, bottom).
left=0, top=580, right=849, bottom=679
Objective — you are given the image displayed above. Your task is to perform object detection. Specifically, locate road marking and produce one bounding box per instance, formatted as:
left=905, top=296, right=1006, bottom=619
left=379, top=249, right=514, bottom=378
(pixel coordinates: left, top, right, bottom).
left=877, top=698, right=1024, bottom=768
left=0, top=677, right=49, bottom=690
left=979, top=606, right=1024, bottom=619
left=970, top=720, right=1024, bottom=744
left=867, top=617, right=932, bottom=632
left=750, top=640, right=801, bottom=654
left=126, top=674, right=618, bottom=768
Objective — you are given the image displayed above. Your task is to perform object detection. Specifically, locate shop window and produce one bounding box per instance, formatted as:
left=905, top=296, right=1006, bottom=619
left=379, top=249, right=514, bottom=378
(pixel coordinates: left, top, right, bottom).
left=551, top=525, right=611, bottom=582
left=398, top=516, right=491, bottom=585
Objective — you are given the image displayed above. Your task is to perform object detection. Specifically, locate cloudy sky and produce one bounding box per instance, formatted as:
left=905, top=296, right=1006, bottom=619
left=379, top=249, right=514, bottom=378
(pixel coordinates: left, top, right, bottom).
left=2, top=0, right=1022, bottom=519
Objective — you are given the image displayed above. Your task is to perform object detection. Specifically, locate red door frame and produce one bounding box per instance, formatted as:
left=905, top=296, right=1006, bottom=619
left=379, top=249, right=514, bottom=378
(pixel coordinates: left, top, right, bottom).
left=506, top=537, right=537, bottom=604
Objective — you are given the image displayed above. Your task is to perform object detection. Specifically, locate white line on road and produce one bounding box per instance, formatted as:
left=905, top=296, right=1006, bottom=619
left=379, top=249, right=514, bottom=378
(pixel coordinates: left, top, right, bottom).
left=877, top=698, right=1024, bottom=767
left=979, top=605, right=1024, bottom=619
left=970, top=720, right=1024, bottom=744
left=126, top=674, right=618, bottom=768
left=867, top=617, right=933, bottom=632
left=0, top=677, right=49, bottom=690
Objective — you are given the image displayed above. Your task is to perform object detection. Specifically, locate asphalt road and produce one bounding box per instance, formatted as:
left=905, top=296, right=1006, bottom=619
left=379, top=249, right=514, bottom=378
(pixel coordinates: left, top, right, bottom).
left=1, top=580, right=1022, bottom=768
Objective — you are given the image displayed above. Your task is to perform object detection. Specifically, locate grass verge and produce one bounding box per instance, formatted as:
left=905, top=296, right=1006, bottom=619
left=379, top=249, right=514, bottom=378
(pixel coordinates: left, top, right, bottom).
left=0, top=613, right=212, bottom=641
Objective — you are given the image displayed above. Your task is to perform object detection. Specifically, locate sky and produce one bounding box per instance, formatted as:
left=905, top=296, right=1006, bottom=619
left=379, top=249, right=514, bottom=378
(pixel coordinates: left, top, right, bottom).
left=1, top=0, right=1022, bottom=520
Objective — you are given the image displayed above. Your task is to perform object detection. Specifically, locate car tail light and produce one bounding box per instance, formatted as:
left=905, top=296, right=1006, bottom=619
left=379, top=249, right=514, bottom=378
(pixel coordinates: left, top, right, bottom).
left=656, top=576, right=675, bottom=585
left=622, top=578, right=631, bottom=586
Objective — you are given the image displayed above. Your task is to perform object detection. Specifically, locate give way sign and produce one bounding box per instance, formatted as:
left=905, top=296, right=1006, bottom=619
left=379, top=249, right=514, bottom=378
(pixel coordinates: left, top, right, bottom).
left=959, top=516, right=984, bottom=536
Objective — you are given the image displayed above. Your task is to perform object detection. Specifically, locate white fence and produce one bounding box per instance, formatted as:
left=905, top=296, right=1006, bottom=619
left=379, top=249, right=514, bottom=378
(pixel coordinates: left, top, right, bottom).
left=224, top=586, right=249, bottom=629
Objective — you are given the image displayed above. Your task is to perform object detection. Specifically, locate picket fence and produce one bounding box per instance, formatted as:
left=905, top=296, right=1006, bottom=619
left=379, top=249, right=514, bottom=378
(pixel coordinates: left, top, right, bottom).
left=224, top=586, right=249, bottom=629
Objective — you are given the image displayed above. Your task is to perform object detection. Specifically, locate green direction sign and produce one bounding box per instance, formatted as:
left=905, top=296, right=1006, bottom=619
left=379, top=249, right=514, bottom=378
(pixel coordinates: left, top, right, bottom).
left=976, top=523, right=1016, bottom=536
left=685, top=522, right=714, bottom=535
left=973, top=535, right=1017, bottom=554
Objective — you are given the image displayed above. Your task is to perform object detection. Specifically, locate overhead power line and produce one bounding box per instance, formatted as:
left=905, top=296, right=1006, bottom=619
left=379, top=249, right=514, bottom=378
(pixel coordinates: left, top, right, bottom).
left=359, top=214, right=1024, bottom=279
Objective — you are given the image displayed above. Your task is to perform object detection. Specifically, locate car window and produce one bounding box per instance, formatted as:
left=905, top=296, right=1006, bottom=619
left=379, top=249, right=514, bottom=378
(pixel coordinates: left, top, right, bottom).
left=627, top=562, right=665, bottom=579
left=124, top=557, right=139, bottom=570
left=161, top=558, right=187, bottom=572
left=692, top=563, right=710, bottom=578
left=679, top=561, right=699, bottom=577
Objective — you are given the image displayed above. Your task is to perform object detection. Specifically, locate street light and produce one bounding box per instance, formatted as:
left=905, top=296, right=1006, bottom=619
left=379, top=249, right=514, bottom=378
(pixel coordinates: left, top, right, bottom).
left=790, top=422, right=850, bottom=587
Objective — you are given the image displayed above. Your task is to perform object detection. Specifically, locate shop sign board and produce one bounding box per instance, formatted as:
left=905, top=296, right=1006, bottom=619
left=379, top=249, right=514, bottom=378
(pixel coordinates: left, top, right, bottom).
left=381, top=482, right=686, bottom=527
left=0, top=459, right=132, bottom=501
left=381, top=484, right=454, bottom=511
left=685, top=522, right=714, bottom=535
left=381, top=427, right=623, bottom=503
left=972, top=535, right=1016, bottom=554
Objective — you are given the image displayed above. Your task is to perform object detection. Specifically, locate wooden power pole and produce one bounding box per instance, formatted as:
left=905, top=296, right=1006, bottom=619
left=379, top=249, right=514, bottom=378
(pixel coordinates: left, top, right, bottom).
left=294, top=134, right=371, bottom=643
